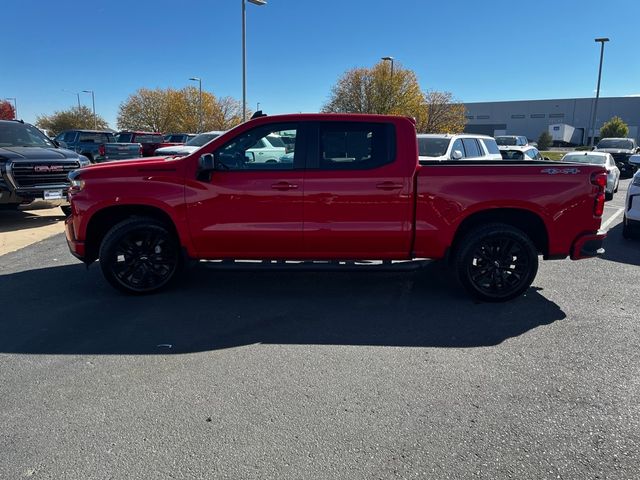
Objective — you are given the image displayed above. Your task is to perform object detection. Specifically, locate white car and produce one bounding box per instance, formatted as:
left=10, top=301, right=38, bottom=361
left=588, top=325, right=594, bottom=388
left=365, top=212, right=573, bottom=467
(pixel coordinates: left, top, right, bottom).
left=499, top=145, right=546, bottom=161
left=417, top=134, right=502, bottom=161
left=622, top=154, right=640, bottom=239
left=562, top=151, right=620, bottom=201
left=154, top=131, right=225, bottom=156
left=248, top=134, right=287, bottom=163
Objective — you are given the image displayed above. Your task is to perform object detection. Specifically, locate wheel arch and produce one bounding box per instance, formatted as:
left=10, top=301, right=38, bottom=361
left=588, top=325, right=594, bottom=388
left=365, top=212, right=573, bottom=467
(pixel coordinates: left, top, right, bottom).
left=450, top=208, right=549, bottom=260
left=84, top=204, right=182, bottom=264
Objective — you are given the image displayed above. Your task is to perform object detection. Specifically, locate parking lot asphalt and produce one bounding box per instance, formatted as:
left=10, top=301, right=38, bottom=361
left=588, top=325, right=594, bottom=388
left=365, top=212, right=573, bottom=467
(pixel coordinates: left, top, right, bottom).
left=0, top=180, right=638, bottom=479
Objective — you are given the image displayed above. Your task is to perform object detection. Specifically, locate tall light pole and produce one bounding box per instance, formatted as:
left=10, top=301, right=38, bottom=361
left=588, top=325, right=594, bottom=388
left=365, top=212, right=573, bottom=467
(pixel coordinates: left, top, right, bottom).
left=189, top=77, right=203, bottom=133
left=588, top=38, right=609, bottom=147
left=4, top=97, right=17, bottom=119
left=82, top=90, right=97, bottom=129
left=63, top=90, right=81, bottom=109
left=381, top=56, right=394, bottom=78
left=242, top=0, right=267, bottom=122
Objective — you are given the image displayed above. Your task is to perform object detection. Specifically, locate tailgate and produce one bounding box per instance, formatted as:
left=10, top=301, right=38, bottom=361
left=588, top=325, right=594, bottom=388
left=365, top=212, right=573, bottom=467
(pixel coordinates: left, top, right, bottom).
left=413, top=161, right=606, bottom=259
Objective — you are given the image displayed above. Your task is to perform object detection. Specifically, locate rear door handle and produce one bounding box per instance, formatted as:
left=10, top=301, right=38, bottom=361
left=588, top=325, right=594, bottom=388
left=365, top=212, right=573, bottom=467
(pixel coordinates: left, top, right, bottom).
left=376, top=181, right=403, bottom=191
left=271, top=182, right=299, bottom=191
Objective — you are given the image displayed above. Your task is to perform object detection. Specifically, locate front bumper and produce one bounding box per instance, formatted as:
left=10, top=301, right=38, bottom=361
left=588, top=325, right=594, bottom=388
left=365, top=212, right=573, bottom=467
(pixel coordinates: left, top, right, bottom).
left=625, top=183, right=640, bottom=222
left=65, top=216, right=86, bottom=260
left=570, top=230, right=607, bottom=260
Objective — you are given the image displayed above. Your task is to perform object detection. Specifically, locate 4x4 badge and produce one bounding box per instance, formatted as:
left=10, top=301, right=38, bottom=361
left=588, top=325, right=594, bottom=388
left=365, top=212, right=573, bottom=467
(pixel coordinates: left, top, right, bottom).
left=541, top=167, right=580, bottom=175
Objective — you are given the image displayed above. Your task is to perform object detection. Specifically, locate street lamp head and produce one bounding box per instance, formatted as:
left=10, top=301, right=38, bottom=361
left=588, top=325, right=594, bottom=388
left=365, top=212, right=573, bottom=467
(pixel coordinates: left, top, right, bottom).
left=247, top=0, right=267, bottom=5
left=381, top=56, right=394, bottom=61
left=82, top=90, right=93, bottom=93
left=189, top=77, right=200, bottom=81
left=595, top=37, right=610, bottom=43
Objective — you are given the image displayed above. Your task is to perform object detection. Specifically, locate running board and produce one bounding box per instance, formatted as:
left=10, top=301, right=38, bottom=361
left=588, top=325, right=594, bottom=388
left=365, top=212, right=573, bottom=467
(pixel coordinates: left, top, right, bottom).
left=198, top=258, right=433, bottom=272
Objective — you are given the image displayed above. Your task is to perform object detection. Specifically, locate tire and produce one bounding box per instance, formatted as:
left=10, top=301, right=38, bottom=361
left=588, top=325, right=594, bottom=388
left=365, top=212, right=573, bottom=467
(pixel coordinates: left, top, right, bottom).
left=61, top=205, right=72, bottom=216
left=0, top=203, right=21, bottom=211
left=98, top=217, right=183, bottom=294
left=605, top=191, right=613, bottom=201
left=454, top=223, right=539, bottom=302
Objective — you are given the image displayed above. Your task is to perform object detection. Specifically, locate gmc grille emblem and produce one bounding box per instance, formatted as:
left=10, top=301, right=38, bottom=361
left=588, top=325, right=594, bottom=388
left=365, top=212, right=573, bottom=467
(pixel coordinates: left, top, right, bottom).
left=34, top=165, right=64, bottom=172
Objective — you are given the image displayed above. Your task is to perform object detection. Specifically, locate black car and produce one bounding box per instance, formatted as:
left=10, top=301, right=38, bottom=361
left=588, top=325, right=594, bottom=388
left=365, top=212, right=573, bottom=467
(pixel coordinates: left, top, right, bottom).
left=0, top=120, right=89, bottom=214
left=594, top=137, right=640, bottom=178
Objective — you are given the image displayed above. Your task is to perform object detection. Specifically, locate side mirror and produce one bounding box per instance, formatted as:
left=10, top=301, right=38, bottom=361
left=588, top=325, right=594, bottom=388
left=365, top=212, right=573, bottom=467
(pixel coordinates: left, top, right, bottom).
left=198, top=153, right=215, bottom=171
left=543, top=157, right=551, bottom=161
left=451, top=150, right=463, bottom=160
left=591, top=146, right=596, bottom=151
left=629, top=155, right=640, bottom=166
left=245, top=151, right=256, bottom=163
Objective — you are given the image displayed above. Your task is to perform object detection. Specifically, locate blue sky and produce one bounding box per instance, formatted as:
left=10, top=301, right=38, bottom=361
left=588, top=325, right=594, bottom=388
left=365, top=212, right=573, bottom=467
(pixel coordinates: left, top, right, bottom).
left=2, top=0, right=639, bottom=129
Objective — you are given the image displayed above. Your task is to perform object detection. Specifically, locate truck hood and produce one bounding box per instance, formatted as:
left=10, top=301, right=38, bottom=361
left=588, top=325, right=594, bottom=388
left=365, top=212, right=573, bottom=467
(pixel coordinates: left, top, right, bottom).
left=78, top=156, right=182, bottom=176
left=0, top=146, right=81, bottom=161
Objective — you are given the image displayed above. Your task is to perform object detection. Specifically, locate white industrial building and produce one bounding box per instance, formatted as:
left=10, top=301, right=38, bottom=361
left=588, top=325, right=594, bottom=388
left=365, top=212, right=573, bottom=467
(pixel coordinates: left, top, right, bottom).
left=463, top=96, right=640, bottom=145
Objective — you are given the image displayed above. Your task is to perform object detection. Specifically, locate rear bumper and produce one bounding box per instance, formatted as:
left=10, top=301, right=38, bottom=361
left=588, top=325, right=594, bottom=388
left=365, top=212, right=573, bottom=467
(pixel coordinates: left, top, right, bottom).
left=570, top=230, right=607, bottom=260
left=65, top=216, right=86, bottom=260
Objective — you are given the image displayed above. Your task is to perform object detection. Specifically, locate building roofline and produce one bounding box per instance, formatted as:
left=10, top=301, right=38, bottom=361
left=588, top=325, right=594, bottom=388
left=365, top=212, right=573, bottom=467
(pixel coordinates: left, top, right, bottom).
left=464, top=96, right=640, bottom=105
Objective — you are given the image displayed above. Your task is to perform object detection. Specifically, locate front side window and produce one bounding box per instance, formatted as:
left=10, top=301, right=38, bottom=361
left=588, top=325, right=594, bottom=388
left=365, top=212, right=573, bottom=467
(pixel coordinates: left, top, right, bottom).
left=63, top=132, right=77, bottom=143
left=318, top=122, right=394, bottom=170
left=215, top=123, right=295, bottom=170
left=451, top=139, right=465, bottom=158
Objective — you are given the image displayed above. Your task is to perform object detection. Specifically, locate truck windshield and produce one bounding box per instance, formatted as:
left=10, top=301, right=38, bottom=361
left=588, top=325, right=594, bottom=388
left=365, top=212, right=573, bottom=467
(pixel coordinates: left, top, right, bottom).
left=0, top=123, right=55, bottom=148
left=563, top=154, right=606, bottom=165
left=418, top=137, right=451, bottom=157
left=597, top=139, right=633, bottom=149
left=186, top=133, right=221, bottom=146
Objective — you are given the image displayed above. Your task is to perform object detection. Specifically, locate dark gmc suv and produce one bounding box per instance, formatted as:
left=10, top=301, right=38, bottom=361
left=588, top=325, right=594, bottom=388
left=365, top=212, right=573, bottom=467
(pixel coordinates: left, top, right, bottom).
left=0, top=120, right=89, bottom=214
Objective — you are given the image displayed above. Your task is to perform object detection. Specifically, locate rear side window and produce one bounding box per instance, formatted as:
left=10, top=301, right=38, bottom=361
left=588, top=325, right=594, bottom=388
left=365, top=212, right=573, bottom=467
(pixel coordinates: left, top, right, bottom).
left=116, top=133, right=133, bottom=143
left=462, top=138, right=481, bottom=158
left=319, top=122, right=395, bottom=170
left=481, top=138, right=500, bottom=155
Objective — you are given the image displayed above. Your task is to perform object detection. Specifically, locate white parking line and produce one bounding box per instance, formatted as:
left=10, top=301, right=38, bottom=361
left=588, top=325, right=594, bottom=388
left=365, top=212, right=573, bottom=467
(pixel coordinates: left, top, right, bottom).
left=601, top=207, right=625, bottom=231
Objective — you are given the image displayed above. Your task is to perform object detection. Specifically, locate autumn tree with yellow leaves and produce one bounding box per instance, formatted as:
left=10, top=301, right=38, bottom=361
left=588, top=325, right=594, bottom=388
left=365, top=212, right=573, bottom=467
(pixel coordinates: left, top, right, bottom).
left=117, top=87, right=243, bottom=133
left=323, top=61, right=465, bottom=134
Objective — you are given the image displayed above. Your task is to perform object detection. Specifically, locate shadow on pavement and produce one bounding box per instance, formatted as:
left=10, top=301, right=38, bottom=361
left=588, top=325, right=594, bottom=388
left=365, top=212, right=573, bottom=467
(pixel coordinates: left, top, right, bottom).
left=601, top=223, right=640, bottom=267
left=0, top=209, right=66, bottom=234
left=0, top=261, right=566, bottom=355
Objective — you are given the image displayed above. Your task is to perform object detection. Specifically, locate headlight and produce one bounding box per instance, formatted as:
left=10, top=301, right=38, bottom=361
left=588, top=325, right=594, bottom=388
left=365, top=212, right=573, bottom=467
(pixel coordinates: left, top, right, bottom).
left=70, top=178, right=85, bottom=191
left=78, top=155, right=91, bottom=167
left=633, top=175, right=640, bottom=187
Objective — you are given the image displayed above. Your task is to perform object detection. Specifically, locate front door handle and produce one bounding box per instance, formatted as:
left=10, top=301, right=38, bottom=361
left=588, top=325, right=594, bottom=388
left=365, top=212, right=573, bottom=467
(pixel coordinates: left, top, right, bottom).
left=271, top=182, right=299, bottom=191
left=376, top=181, right=403, bottom=191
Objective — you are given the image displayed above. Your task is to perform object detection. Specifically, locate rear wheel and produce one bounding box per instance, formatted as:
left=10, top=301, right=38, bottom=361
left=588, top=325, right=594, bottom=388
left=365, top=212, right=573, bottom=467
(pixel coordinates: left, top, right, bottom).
left=605, top=191, right=613, bottom=201
left=454, top=223, right=539, bottom=302
left=99, top=217, right=182, bottom=294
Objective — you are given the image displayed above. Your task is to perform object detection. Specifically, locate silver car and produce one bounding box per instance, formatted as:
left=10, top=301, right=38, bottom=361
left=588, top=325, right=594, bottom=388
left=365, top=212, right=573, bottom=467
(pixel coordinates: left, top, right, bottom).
left=562, top=151, right=620, bottom=200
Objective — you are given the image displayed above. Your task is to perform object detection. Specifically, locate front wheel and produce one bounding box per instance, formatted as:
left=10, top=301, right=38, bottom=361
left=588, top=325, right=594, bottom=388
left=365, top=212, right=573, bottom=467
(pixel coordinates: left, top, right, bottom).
left=454, top=223, right=539, bottom=302
left=99, top=217, right=182, bottom=294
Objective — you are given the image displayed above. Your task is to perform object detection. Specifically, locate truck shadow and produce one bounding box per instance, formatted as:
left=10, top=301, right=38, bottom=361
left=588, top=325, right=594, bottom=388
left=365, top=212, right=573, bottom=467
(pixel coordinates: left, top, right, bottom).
left=0, top=261, right=566, bottom=355
left=0, top=209, right=66, bottom=234
left=601, top=223, right=640, bottom=267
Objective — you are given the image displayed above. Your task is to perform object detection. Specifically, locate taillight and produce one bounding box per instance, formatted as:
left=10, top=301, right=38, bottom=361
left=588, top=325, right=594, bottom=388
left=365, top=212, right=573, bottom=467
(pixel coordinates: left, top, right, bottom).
left=98, top=144, right=106, bottom=157
left=591, top=171, right=607, bottom=217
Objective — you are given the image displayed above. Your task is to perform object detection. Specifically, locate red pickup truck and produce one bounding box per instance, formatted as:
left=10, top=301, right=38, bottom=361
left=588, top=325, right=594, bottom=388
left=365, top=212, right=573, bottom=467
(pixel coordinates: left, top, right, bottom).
left=65, top=114, right=607, bottom=301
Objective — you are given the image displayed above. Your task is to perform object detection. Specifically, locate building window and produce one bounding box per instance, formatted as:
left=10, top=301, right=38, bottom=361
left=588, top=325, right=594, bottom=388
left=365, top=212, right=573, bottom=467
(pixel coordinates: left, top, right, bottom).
left=549, top=113, right=565, bottom=118
left=476, top=115, right=490, bottom=120
left=511, top=114, right=525, bottom=119
left=530, top=114, right=545, bottom=118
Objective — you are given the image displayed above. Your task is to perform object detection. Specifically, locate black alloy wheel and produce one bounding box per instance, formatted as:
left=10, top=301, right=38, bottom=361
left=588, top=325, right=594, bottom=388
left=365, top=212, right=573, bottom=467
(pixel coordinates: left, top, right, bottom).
left=99, top=218, right=182, bottom=294
left=455, top=224, right=538, bottom=302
